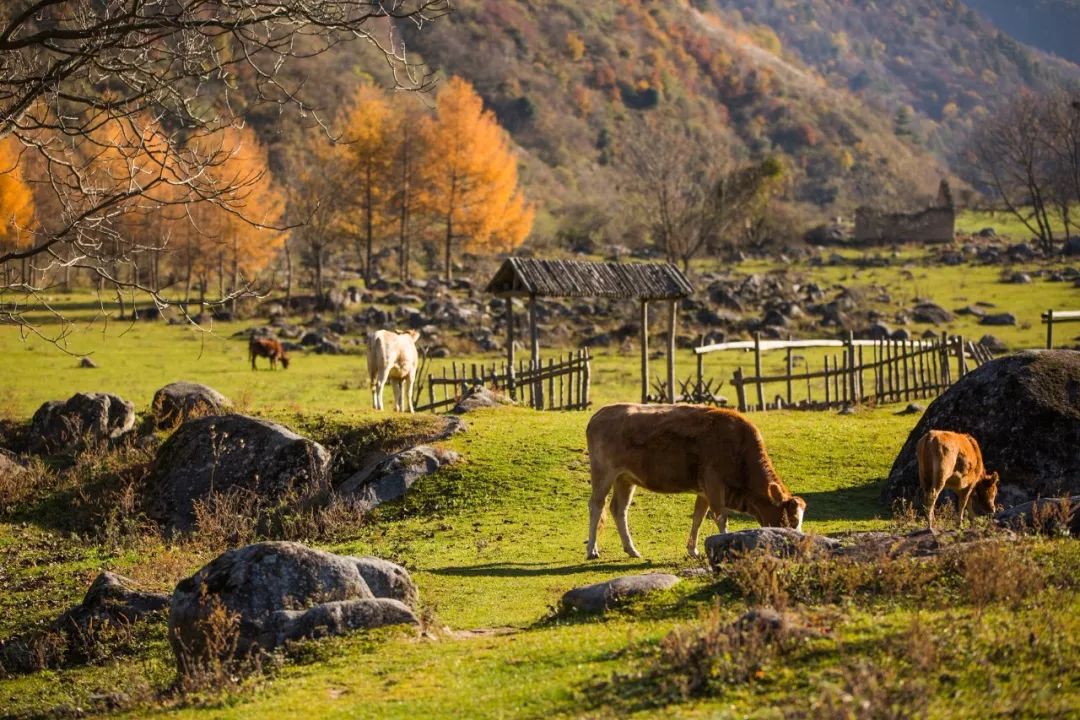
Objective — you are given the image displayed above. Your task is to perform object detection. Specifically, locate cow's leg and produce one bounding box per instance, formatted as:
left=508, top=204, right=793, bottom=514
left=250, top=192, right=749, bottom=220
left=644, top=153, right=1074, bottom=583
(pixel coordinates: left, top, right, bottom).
left=925, top=485, right=943, bottom=532
left=373, top=370, right=390, bottom=411
left=701, top=483, right=729, bottom=534
left=957, top=485, right=975, bottom=529
left=392, top=379, right=403, bottom=412
left=687, top=494, right=710, bottom=557
left=610, top=478, right=641, bottom=558
left=403, top=375, right=415, bottom=413
left=251, top=351, right=256, bottom=371
left=586, top=468, right=614, bottom=560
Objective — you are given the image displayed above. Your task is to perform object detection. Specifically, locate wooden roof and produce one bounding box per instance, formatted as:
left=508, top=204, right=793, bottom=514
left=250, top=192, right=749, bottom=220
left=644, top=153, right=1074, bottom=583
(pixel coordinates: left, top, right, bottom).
left=485, top=258, right=693, bottom=301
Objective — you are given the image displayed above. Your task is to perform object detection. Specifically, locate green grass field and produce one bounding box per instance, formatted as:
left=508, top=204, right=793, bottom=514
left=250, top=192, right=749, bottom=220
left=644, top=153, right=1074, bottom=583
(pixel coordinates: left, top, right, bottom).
left=1, top=245, right=1078, bottom=719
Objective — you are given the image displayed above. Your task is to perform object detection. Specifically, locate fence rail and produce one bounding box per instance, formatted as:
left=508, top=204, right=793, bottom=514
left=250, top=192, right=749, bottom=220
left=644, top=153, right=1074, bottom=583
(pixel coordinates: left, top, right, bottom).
left=699, top=332, right=991, bottom=413
left=415, top=349, right=591, bottom=413
left=1042, top=308, right=1080, bottom=349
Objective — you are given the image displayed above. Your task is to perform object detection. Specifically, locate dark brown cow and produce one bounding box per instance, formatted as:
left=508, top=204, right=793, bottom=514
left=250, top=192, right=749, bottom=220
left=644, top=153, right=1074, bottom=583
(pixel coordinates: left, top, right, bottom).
left=249, top=336, right=290, bottom=370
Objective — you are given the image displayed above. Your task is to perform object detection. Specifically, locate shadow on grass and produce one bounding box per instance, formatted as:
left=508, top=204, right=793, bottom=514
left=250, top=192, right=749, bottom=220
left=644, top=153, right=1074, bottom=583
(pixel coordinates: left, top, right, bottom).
left=800, top=479, right=887, bottom=522
left=430, top=559, right=663, bottom=578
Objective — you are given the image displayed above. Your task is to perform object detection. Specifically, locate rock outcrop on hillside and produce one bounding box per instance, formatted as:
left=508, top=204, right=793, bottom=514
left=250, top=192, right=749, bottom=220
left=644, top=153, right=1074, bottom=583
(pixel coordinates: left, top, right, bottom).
left=28, top=393, right=136, bottom=455
left=169, top=542, right=417, bottom=670
left=149, top=414, right=331, bottom=531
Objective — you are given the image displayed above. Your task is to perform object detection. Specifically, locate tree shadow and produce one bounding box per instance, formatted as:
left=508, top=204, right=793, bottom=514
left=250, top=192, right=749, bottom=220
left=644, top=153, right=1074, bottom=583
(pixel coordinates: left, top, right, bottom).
left=800, top=479, right=887, bottom=522
left=430, top=559, right=661, bottom=578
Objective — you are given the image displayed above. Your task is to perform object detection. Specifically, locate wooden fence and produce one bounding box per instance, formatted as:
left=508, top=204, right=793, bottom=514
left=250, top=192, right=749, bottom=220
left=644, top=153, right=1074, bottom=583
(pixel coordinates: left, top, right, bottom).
left=697, top=332, right=992, bottom=413
left=415, top=349, right=591, bottom=413
left=1042, top=309, right=1080, bottom=349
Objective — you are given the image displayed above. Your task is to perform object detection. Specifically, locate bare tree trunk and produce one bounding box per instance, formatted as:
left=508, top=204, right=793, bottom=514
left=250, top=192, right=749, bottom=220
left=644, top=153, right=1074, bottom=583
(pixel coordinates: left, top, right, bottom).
left=315, top=245, right=324, bottom=302
left=444, top=216, right=453, bottom=283
left=398, top=132, right=411, bottom=283
left=364, top=165, right=374, bottom=288
left=231, top=239, right=239, bottom=316
left=284, top=236, right=293, bottom=304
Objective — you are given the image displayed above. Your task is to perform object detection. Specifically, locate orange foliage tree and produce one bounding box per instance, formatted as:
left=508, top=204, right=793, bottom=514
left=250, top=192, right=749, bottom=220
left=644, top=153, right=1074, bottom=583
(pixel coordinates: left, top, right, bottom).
left=419, top=77, right=534, bottom=281
left=0, top=137, right=35, bottom=252
left=341, top=85, right=395, bottom=287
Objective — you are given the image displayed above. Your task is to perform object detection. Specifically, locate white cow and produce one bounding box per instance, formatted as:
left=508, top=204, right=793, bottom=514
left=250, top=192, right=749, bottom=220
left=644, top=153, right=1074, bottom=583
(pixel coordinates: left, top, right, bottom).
left=367, top=329, right=420, bottom=412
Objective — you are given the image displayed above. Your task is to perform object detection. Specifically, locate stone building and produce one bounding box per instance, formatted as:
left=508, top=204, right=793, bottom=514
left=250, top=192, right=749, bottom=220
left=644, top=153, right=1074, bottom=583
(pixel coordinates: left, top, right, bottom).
left=854, top=180, right=956, bottom=245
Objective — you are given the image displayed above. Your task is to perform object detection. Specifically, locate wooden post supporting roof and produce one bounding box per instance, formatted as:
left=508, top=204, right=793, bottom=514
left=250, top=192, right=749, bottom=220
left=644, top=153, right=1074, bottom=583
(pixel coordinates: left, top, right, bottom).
left=506, top=298, right=515, bottom=400
left=667, top=300, right=677, bottom=404
left=640, top=301, right=649, bottom=403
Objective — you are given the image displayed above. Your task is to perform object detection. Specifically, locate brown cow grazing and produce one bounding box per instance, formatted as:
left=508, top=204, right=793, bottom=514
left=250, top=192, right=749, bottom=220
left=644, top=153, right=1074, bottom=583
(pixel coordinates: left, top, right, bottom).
left=917, top=430, right=999, bottom=531
left=249, top=336, right=290, bottom=370
left=585, top=403, right=806, bottom=560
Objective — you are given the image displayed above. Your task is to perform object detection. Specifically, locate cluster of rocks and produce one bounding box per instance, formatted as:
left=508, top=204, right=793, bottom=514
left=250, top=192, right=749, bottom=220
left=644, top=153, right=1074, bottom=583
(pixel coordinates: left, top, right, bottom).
left=3, top=542, right=419, bottom=676
left=13, top=382, right=462, bottom=530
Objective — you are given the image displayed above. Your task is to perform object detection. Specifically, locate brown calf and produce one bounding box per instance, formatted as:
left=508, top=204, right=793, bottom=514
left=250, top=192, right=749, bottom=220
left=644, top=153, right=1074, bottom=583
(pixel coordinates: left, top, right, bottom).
left=917, top=430, right=999, bottom=531
left=249, top=336, right=290, bottom=370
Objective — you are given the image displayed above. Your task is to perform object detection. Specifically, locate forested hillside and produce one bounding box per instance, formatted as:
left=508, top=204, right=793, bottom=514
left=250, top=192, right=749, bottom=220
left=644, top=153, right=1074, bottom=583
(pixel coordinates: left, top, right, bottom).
left=705, top=0, right=1080, bottom=159
left=965, top=0, right=1080, bottom=67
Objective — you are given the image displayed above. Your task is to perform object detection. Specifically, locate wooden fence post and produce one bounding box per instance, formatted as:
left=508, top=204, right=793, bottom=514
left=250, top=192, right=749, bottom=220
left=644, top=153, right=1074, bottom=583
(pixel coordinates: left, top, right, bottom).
left=846, top=331, right=857, bottom=405
left=754, top=332, right=765, bottom=411
left=667, top=300, right=678, bottom=404
left=955, top=334, right=965, bottom=379
left=1046, top=309, right=1054, bottom=349
left=734, top=367, right=747, bottom=412
left=785, top=345, right=794, bottom=407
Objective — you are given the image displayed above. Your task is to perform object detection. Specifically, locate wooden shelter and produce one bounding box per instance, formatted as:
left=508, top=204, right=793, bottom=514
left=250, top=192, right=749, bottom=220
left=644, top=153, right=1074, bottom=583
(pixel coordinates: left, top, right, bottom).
left=485, top=258, right=694, bottom=404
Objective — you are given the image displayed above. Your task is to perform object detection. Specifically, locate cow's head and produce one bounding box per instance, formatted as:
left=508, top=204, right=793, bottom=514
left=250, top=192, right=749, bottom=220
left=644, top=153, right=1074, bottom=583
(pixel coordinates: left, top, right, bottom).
left=780, top=496, right=806, bottom=531
left=974, top=470, right=999, bottom=513
left=280, top=352, right=290, bottom=370
left=407, top=329, right=420, bottom=341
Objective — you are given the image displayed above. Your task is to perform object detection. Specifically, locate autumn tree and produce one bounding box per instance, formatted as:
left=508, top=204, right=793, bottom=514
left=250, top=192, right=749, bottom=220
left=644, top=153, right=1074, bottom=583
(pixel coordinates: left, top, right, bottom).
left=341, top=86, right=395, bottom=287
left=389, top=94, right=426, bottom=282
left=0, top=135, right=35, bottom=288
left=419, top=77, right=534, bottom=282
left=0, top=0, right=449, bottom=337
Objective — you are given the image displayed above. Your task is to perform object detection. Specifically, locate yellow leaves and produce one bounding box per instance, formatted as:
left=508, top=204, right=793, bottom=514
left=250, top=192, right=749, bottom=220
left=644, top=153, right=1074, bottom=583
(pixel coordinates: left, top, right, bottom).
left=419, top=77, right=534, bottom=256
left=0, top=136, right=35, bottom=249
left=565, top=31, right=585, bottom=62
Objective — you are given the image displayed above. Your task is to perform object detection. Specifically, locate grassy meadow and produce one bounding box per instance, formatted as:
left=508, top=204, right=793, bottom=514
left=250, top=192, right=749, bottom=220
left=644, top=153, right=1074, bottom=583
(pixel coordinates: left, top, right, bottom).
left=1, top=243, right=1079, bottom=718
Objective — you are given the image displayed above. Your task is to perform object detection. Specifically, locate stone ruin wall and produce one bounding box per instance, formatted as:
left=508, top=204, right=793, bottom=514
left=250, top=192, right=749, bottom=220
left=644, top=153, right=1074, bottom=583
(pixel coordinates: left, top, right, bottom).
left=854, top=205, right=956, bottom=245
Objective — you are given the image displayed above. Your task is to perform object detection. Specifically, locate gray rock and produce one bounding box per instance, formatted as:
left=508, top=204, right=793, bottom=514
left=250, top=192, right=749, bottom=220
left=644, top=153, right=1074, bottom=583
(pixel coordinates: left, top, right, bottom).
left=978, top=335, right=1009, bottom=354
left=884, top=351, right=1080, bottom=506
left=339, top=446, right=460, bottom=512
left=890, top=328, right=912, bottom=341
left=352, top=557, right=420, bottom=608
left=911, top=303, right=953, bottom=325
left=169, top=542, right=417, bottom=671
left=1009, top=272, right=1033, bottom=284
left=0, top=449, right=27, bottom=481
left=705, top=528, right=841, bottom=567
left=149, top=414, right=331, bottom=531
left=994, top=496, right=1080, bottom=537
left=150, top=382, right=231, bottom=431
left=1065, top=236, right=1080, bottom=256
left=452, top=386, right=511, bottom=414
left=78, top=357, right=98, bottom=369
left=56, top=572, right=169, bottom=635
left=980, top=312, right=1017, bottom=326
left=896, top=403, right=924, bottom=416
left=561, top=573, right=680, bottom=612
left=28, top=393, right=136, bottom=455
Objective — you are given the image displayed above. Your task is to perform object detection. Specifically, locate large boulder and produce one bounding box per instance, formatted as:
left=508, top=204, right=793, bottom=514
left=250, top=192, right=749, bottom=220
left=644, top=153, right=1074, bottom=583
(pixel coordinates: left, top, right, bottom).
left=150, top=382, right=231, bottom=431
left=338, top=446, right=460, bottom=512
left=451, top=386, right=511, bottom=414
left=168, top=542, right=417, bottom=670
left=884, top=351, right=1080, bottom=506
left=911, top=303, right=953, bottom=325
left=705, top=528, right=841, bottom=567
left=149, top=414, right=331, bottom=531
left=27, top=393, right=136, bottom=454
left=561, top=573, right=680, bottom=613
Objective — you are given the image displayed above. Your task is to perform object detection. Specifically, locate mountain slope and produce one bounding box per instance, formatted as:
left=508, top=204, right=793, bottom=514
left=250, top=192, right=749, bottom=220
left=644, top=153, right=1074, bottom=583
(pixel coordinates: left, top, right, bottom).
left=964, top=0, right=1080, bottom=67
left=703, top=0, right=1080, bottom=159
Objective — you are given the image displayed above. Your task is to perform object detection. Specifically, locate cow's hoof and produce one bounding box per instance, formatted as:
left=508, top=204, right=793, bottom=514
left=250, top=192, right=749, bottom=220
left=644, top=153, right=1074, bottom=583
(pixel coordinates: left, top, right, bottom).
left=687, top=547, right=700, bottom=559
left=625, top=549, right=642, bottom=559
left=585, top=550, right=600, bottom=560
